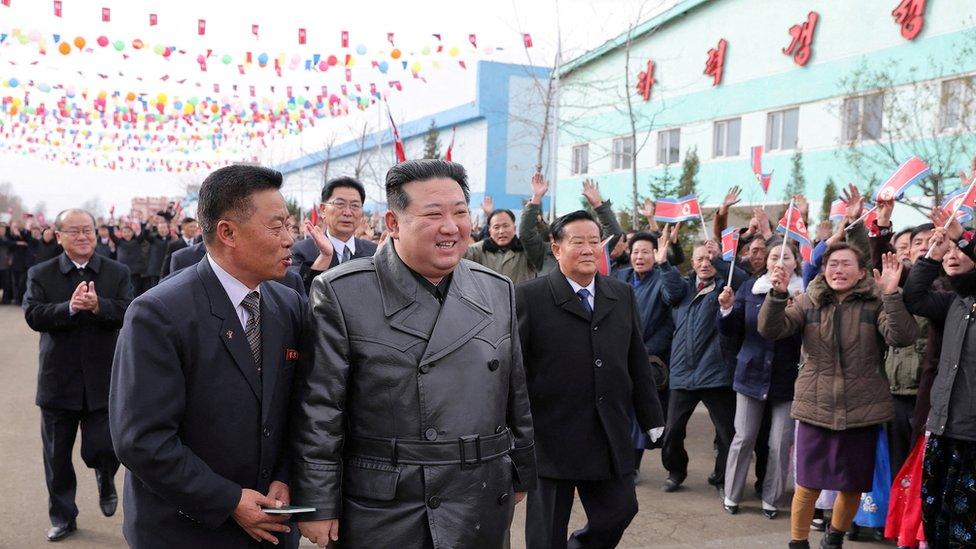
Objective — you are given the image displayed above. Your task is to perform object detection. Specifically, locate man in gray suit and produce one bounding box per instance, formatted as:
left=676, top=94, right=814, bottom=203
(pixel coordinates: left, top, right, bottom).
left=291, top=159, right=537, bottom=548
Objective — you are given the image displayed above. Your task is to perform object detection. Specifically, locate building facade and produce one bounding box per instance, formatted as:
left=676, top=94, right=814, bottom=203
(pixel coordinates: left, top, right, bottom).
left=276, top=61, right=552, bottom=220
left=556, top=0, right=976, bottom=225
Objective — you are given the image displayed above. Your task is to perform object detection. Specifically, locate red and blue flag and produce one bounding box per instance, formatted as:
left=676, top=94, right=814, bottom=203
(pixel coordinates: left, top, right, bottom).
left=721, top=227, right=739, bottom=262
left=776, top=204, right=811, bottom=247
left=654, top=195, right=702, bottom=223
left=873, top=156, right=931, bottom=202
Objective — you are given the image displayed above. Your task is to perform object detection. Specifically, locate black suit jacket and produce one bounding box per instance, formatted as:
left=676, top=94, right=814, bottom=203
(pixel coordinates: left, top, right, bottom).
left=515, top=268, right=664, bottom=480
left=294, top=236, right=377, bottom=294
left=159, top=238, right=190, bottom=278
left=23, top=253, right=133, bottom=411
left=110, top=259, right=306, bottom=548
left=168, top=242, right=307, bottom=297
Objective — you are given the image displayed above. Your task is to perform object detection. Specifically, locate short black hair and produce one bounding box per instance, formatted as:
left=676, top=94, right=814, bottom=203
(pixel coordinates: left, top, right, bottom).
left=910, top=223, right=935, bottom=241
left=180, top=217, right=197, bottom=227
left=487, top=209, right=516, bottom=226
left=198, top=165, right=283, bottom=243
left=385, top=159, right=469, bottom=212
left=629, top=231, right=658, bottom=249
left=894, top=228, right=913, bottom=243
left=551, top=210, right=600, bottom=242
left=321, top=176, right=366, bottom=203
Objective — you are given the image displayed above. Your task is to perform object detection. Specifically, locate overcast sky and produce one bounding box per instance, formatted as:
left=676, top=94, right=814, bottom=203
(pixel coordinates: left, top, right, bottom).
left=0, top=0, right=677, bottom=215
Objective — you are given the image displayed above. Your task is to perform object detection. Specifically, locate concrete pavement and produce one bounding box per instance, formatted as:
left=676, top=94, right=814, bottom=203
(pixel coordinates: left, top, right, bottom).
left=0, top=305, right=889, bottom=548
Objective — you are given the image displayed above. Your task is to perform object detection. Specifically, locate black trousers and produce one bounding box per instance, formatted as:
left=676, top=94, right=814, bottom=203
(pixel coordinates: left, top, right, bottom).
left=0, top=269, right=10, bottom=303
left=41, top=406, right=120, bottom=525
left=9, top=269, right=26, bottom=303
left=888, top=393, right=917, bottom=475
left=525, top=474, right=638, bottom=549
left=661, top=387, right=736, bottom=485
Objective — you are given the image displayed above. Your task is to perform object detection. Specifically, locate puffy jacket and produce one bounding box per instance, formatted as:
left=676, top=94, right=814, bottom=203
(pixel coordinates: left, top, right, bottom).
left=904, top=257, right=976, bottom=440
left=884, top=315, right=927, bottom=396
left=719, top=276, right=801, bottom=402
left=463, top=239, right=538, bottom=285
left=662, top=259, right=747, bottom=391
left=758, top=274, right=917, bottom=430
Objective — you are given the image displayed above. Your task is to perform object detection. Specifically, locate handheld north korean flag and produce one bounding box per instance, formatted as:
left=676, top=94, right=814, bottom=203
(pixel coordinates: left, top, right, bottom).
left=597, top=236, right=614, bottom=276
left=941, top=182, right=976, bottom=224
left=653, top=195, right=702, bottom=223
left=721, top=227, right=739, bottom=261
left=873, top=156, right=931, bottom=202
left=776, top=202, right=811, bottom=247
left=751, top=146, right=772, bottom=194
left=828, top=198, right=847, bottom=222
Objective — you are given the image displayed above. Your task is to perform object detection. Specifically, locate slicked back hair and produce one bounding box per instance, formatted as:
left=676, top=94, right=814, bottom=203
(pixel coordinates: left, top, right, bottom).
left=54, top=208, right=96, bottom=231
left=551, top=210, right=600, bottom=242
left=197, top=164, right=283, bottom=244
left=385, top=159, right=469, bottom=212
left=321, top=176, right=366, bottom=203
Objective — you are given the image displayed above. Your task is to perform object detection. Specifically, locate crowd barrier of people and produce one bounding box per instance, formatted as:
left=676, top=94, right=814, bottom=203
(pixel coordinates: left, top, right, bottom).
left=15, top=161, right=972, bottom=549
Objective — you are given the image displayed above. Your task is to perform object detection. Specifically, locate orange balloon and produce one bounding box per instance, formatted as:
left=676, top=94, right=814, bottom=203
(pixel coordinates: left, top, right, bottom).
left=210, top=104, right=219, bottom=114
left=58, top=42, right=71, bottom=55
left=125, top=92, right=136, bottom=102
left=73, top=36, right=86, bottom=49
left=391, top=48, right=401, bottom=59
left=132, top=39, right=144, bottom=50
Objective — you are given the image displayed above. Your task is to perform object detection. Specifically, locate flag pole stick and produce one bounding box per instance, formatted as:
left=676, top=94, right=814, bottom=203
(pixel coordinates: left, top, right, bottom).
left=844, top=204, right=879, bottom=232
left=728, top=240, right=736, bottom=286
left=925, top=177, right=976, bottom=258
left=699, top=211, right=709, bottom=242
left=779, top=198, right=794, bottom=267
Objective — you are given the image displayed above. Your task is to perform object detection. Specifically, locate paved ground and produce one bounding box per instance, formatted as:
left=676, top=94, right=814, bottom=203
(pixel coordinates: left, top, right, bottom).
left=0, top=305, right=890, bottom=548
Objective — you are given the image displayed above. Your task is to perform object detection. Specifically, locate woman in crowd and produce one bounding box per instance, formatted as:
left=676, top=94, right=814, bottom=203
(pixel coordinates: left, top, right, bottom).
left=902, top=225, right=976, bottom=547
left=759, top=243, right=917, bottom=549
left=717, top=239, right=803, bottom=519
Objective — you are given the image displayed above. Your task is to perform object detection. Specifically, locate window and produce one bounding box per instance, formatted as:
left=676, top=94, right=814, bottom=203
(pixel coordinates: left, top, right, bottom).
left=611, top=136, right=634, bottom=170
left=842, top=93, right=884, bottom=142
left=766, top=108, right=799, bottom=150
left=657, top=129, right=680, bottom=165
left=571, top=144, right=589, bottom=175
left=713, top=118, right=741, bottom=157
left=940, top=77, right=975, bottom=131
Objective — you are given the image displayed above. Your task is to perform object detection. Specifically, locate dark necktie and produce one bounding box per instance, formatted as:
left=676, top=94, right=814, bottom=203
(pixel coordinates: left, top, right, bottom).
left=341, top=244, right=352, bottom=263
left=577, top=288, right=593, bottom=316
left=241, top=291, right=262, bottom=376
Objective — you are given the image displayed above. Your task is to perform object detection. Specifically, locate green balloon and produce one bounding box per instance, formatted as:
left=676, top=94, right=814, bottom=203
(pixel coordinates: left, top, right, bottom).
left=153, top=44, right=165, bottom=55
left=221, top=54, right=232, bottom=64
left=17, top=35, right=28, bottom=45
left=421, top=46, right=431, bottom=56
left=113, top=40, right=125, bottom=51
left=188, top=96, right=199, bottom=106
left=26, top=106, right=36, bottom=114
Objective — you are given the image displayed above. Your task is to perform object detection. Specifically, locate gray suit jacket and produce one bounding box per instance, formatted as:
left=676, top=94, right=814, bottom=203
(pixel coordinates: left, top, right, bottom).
left=290, top=241, right=536, bottom=548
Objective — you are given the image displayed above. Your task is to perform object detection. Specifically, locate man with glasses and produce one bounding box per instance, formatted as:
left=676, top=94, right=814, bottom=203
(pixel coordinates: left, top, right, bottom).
left=22, top=208, right=133, bottom=542
left=293, top=176, right=377, bottom=293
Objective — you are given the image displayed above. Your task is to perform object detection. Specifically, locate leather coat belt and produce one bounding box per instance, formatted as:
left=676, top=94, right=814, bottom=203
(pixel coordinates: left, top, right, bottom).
left=347, top=429, right=512, bottom=468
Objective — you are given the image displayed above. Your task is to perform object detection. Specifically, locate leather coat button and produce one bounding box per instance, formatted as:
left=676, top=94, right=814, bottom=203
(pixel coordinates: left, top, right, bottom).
left=595, top=359, right=603, bottom=368
left=261, top=468, right=270, bottom=479
left=424, top=428, right=438, bottom=441
left=427, top=496, right=441, bottom=509
left=488, top=359, right=500, bottom=371
left=497, top=492, right=510, bottom=505
left=263, top=427, right=271, bottom=437
left=419, top=364, right=431, bottom=374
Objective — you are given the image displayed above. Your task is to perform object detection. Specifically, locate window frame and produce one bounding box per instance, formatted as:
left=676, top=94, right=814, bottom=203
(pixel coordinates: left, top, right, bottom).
left=713, top=117, right=741, bottom=158
left=571, top=143, right=589, bottom=175
left=766, top=107, right=799, bottom=151
left=940, top=76, right=975, bottom=132
left=841, top=92, right=884, bottom=142
left=657, top=128, right=681, bottom=166
left=611, top=136, right=634, bottom=171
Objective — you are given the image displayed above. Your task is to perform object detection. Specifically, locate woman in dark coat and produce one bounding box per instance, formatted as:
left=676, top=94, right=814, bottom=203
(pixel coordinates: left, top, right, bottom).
left=717, top=238, right=802, bottom=518
left=903, top=227, right=976, bottom=547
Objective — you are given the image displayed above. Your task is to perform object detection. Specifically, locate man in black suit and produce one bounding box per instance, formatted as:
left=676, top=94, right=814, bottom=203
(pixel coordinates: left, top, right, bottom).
left=159, top=217, right=199, bottom=278
left=110, top=165, right=305, bottom=548
left=144, top=219, right=174, bottom=289
left=167, top=239, right=306, bottom=298
left=516, top=210, right=665, bottom=549
left=293, top=176, right=377, bottom=293
left=22, top=208, right=133, bottom=542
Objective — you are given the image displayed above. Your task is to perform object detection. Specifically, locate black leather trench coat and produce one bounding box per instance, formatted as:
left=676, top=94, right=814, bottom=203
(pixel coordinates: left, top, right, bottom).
left=290, top=241, right=536, bottom=549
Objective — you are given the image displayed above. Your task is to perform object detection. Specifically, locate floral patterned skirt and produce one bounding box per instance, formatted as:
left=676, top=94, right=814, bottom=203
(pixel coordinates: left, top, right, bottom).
left=922, top=434, right=976, bottom=547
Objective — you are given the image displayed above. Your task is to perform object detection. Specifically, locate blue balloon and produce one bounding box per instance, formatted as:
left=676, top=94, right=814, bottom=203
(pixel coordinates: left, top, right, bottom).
left=355, top=44, right=367, bottom=55
left=258, top=52, right=269, bottom=65
left=378, top=61, right=389, bottom=73
left=173, top=101, right=183, bottom=110
left=8, top=78, right=18, bottom=87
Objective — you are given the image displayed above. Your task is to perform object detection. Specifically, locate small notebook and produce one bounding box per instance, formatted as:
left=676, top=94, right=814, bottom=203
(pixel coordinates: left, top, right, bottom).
left=261, top=505, right=316, bottom=514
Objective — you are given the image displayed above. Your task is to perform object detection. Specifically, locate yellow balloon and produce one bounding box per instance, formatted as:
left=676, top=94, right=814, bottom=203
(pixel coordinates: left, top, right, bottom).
left=183, top=104, right=194, bottom=115
left=157, top=93, right=167, bottom=104
left=449, top=46, right=460, bottom=57
left=411, top=61, right=421, bottom=74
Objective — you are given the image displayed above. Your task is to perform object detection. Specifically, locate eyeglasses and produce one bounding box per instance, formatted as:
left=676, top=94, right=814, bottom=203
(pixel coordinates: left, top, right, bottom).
left=58, top=227, right=95, bottom=237
left=325, top=200, right=363, bottom=212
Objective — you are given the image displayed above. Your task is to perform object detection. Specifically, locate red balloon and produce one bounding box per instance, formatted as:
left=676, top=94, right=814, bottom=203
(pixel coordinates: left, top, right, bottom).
left=327, top=55, right=338, bottom=66
left=97, top=36, right=109, bottom=47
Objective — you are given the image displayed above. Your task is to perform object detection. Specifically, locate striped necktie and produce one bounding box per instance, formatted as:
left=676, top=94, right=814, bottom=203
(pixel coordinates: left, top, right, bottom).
left=241, top=291, right=262, bottom=376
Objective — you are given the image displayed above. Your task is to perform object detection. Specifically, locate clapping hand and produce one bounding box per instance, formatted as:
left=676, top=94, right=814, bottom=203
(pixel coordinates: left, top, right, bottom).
left=873, top=252, right=903, bottom=294
left=70, top=282, right=100, bottom=314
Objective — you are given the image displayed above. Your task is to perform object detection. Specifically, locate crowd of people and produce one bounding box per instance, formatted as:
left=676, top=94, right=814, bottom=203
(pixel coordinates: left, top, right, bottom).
left=14, top=160, right=976, bottom=549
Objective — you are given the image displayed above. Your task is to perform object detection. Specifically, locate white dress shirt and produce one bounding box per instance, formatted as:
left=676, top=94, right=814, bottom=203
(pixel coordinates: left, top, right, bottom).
left=208, top=255, right=260, bottom=329
left=565, top=276, right=596, bottom=310
left=328, top=231, right=356, bottom=262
